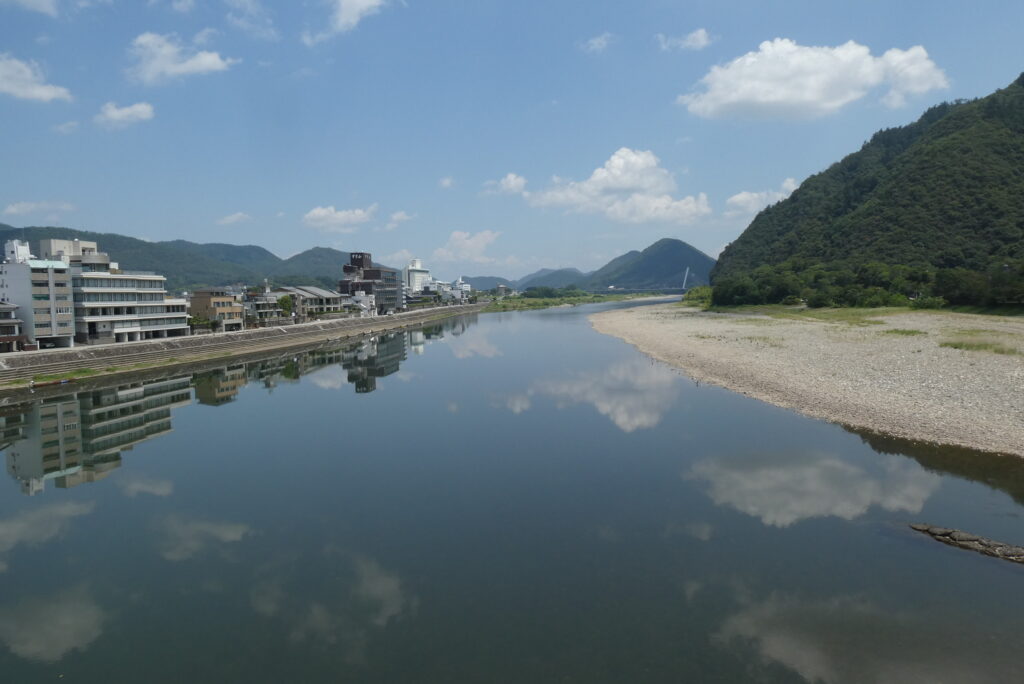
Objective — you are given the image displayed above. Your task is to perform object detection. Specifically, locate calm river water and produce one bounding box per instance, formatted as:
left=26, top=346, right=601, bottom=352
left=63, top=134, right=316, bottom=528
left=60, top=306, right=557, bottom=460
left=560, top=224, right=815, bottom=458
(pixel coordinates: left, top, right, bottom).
left=1, top=300, right=1023, bottom=683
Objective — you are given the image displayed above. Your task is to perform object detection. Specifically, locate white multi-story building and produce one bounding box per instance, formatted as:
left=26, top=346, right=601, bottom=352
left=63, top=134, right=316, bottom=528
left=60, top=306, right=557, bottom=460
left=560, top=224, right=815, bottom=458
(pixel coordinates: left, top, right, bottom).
left=403, top=258, right=431, bottom=293
left=38, top=239, right=190, bottom=345
left=0, top=240, right=75, bottom=349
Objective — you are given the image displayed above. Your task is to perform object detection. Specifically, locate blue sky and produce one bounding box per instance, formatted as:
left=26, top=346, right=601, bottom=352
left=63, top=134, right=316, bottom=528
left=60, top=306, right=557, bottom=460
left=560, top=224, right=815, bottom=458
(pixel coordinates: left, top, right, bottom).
left=2, top=0, right=1022, bottom=279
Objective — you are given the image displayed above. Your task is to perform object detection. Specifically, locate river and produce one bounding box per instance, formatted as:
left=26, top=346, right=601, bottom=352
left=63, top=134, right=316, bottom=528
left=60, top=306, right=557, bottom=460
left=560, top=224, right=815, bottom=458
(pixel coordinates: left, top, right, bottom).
left=1, top=300, right=1022, bottom=682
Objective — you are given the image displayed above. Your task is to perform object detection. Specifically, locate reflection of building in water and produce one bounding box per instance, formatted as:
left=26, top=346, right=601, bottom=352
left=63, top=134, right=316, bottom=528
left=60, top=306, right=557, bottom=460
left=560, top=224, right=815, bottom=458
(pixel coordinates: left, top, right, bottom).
left=408, top=330, right=425, bottom=355
left=342, top=333, right=407, bottom=393
left=3, top=376, right=192, bottom=495
left=195, top=364, right=248, bottom=406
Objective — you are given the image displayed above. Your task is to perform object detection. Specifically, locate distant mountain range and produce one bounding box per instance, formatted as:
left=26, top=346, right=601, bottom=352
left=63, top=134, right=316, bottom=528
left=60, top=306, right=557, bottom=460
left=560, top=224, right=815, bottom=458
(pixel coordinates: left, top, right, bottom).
left=464, top=238, right=716, bottom=291
left=0, top=224, right=350, bottom=291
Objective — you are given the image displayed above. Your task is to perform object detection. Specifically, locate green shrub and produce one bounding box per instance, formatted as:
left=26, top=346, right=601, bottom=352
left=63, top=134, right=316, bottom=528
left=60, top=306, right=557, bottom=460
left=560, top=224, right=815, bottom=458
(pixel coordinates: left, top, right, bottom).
left=910, top=296, right=947, bottom=309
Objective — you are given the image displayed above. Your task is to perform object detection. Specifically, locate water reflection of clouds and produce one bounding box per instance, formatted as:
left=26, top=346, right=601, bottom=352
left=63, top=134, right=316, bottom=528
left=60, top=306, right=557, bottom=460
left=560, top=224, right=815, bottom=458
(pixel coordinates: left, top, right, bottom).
left=0, top=501, right=95, bottom=571
left=0, top=585, right=105, bottom=663
left=118, top=476, right=174, bottom=498
left=718, top=593, right=1020, bottom=683
left=308, top=365, right=348, bottom=390
left=158, top=516, right=252, bottom=561
left=529, top=359, right=680, bottom=432
left=447, top=330, right=502, bottom=359
left=691, top=451, right=939, bottom=527
left=251, top=551, right=417, bottom=662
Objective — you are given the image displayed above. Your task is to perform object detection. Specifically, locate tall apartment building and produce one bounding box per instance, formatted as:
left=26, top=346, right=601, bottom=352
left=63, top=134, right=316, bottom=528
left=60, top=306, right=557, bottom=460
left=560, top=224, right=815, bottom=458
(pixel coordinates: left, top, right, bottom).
left=403, top=258, right=431, bottom=293
left=337, top=252, right=403, bottom=314
left=0, top=240, right=75, bottom=349
left=190, top=288, right=245, bottom=332
left=38, top=239, right=190, bottom=344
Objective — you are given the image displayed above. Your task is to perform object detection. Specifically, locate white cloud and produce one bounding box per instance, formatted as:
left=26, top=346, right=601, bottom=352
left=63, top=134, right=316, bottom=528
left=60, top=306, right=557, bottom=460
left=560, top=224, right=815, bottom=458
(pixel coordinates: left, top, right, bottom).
left=379, top=210, right=412, bottom=231
left=432, top=230, right=500, bottom=264
left=171, top=0, right=194, bottom=12
left=129, top=32, right=240, bottom=85
left=159, top=516, right=251, bottom=561
left=679, top=38, right=948, bottom=119
left=485, top=172, right=527, bottom=195
left=503, top=394, right=531, bottom=414
left=690, top=451, right=939, bottom=527
left=531, top=359, right=680, bottom=432
left=193, top=27, right=220, bottom=46
left=53, top=120, right=79, bottom=134
left=0, top=586, right=105, bottom=662
left=438, top=176, right=454, bottom=189
left=656, top=28, right=711, bottom=51
left=226, top=0, right=279, bottom=41
left=725, top=177, right=798, bottom=216
left=0, top=53, right=72, bottom=102
left=216, top=211, right=251, bottom=225
left=382, top=248, right=414, bottom=264
left=303, top=203, right=376, bottom=232
left=118, top=476, right=174, bottom=497
left=0, top=0, right=57, bottom=16
left=0, top=502, right=94, bottom=570
left=580, top=32, right=615, bottom=54
left=302, top=0, right=387, bottom=46
left=3, top=200, right=75, bottom=216
left=529, top=147, right=711, bottom=225
left=93, top=101, right=154, bottom=128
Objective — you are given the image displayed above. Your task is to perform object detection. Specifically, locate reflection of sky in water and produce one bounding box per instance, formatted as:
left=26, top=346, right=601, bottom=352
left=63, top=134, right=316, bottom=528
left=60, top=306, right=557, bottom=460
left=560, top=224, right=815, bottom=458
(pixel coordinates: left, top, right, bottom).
left=0, top=301, right=1022, bottom=681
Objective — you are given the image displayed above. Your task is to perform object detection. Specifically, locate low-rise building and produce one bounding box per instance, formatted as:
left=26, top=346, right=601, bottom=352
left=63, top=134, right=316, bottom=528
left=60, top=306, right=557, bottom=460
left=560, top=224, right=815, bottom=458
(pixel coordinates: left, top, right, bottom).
left=0, top=302, right=27, bottom=352
left=338, top=252, right=403, bottom=314
left=271, top=285, right=347, bottom=319
left=190, top=288, right=245, bottom=332
left=38, top=239, right=190, bottom=345
left=243, top=285, right=287, bottom=325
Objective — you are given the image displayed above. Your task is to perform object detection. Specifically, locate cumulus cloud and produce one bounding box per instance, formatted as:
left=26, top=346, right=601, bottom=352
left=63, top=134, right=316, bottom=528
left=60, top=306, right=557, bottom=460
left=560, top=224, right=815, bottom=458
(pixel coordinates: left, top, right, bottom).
left=690, top=451, right=939, bottom=527
left=725, top=177, right=798, bottom=216
left=380, top=210, right=412, bottom=231
left=0, top=502, right=94, bottom=570
left=0, top=53, right=72, bottom=102
left=679, top=38, right=948, bottom=118
left=129, top=32, right=240, bottom=85
left=118, top=476, right=174, bottom=497
left=216, top=211, right=251, bottom=225
left=529, top=147, right=710, bottom=224
left=53, top=120, right=79, bottom=134
left=0, top=0, right=57, bottom=16
left=382, top=248, right=414, bottom=264
left=93, top=101, right=154, bottom=128
left=226, top=0, right=278, bottom=40
left=656, top=28, right=711, bottom=51
left=484, top=173, right=527, bottom=195
left=302, top=0, right=388, bottom=46
left=0, top=586, right=105, bottom=663
left=171, top=0, right=194, bottom=11
left=4, top=200, right=75, bottom=216
left=580, top=32, right=615, bottom=54
left=158, top=516, right=251, bottom=561
left=438, top=176, right=455, bottom=189
left=432, top=230, right=500, bottom=264
left=531, top=359, right=681, bottom=432
left=303, top=203, right=376, bottom=232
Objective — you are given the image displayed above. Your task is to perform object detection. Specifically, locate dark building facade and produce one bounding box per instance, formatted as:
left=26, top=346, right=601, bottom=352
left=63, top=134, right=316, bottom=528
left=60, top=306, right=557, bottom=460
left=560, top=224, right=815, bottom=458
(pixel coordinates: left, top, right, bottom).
left=338, top=252, right=402, bottom=314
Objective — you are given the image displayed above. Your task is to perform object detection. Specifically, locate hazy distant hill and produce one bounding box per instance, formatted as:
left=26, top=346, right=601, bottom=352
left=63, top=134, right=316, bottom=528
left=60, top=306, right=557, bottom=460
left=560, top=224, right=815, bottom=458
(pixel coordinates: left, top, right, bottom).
left=462, top=276, right=513, bottom=290
left=711, top=73, right=1024, bottom=306
left=467, top=238, right=714, bottom=291
left=0, top=224, right=346, bottom=291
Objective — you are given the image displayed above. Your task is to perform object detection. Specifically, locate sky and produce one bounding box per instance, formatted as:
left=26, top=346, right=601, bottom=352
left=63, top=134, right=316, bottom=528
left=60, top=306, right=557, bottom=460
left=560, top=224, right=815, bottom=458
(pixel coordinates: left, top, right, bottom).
left=1, top=0, right=1023, bottom=280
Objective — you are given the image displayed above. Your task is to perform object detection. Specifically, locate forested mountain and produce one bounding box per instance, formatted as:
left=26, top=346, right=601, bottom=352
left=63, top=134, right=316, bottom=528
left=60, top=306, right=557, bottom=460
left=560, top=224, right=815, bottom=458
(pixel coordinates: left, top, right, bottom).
left=0, top=225, right=346, bottom=291
left=586, top=238, right=715, bottom=289
left=712, top=73, right=1024, bottom=307
left=468, top=238, right=714, bottom=291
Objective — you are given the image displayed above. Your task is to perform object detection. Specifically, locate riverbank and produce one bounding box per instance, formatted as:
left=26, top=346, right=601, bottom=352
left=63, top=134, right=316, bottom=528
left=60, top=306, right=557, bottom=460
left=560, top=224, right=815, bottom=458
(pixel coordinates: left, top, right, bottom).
left=590, top=303, right=1024, bottom=457
left=485, top=292, right=665, bottom=312
left=0, top=303, right=486, bottom=389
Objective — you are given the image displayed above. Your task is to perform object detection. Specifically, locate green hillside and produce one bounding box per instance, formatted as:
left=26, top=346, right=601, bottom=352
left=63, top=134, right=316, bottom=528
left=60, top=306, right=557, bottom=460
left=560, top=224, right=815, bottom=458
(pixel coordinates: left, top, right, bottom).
left=462, top=276, right=513, bottom=290
left=712, top=73, right=1024, bottom=307
left=517, top=268, right=589, bottom=289
left=586, top=238, right=715, bottom=289
left=0, top=225, right=346, bottom=291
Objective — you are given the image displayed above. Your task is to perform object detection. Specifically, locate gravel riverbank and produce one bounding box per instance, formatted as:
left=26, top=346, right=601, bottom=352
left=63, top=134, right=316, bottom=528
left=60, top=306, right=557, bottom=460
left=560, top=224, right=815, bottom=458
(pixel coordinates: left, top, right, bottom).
left=591, top=303, right=1024, bottom=457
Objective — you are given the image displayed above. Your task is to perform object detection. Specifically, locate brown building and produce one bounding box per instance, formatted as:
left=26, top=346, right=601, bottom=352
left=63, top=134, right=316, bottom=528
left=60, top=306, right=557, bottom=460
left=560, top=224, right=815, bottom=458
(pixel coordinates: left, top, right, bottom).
left=190, top=288, right=245, bottom=332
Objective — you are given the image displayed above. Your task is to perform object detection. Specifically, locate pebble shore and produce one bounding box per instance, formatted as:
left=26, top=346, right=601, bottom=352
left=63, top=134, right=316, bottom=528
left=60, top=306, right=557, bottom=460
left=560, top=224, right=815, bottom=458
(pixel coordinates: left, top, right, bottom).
left=590, top=303, right=1024, bottom=457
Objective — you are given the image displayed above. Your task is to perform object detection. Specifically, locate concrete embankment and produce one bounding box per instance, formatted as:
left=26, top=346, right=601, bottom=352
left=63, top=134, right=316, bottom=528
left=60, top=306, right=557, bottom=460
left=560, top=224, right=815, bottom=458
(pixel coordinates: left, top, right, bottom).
left=0, top=303, right=486, bottom=388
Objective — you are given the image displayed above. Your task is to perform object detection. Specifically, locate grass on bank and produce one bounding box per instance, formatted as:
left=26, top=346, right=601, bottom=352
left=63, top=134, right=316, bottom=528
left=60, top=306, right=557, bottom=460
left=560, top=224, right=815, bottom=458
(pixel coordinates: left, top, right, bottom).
left=485, top=292, right=657, bottom=312
left=882, top=328, right=927, bottom=336
left=940, top=340, right=1021, bottom=355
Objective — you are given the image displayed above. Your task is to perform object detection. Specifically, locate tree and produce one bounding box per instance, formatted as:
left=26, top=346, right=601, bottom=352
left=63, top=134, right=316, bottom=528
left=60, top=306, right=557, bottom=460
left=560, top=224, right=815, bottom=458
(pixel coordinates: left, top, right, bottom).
left=278, top=294, right=294, bottom=316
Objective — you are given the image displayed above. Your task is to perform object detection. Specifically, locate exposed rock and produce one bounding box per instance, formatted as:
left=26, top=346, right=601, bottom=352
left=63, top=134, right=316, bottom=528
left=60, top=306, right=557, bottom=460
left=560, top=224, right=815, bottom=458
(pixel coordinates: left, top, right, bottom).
left=911, top=524, right=1024, bottom=565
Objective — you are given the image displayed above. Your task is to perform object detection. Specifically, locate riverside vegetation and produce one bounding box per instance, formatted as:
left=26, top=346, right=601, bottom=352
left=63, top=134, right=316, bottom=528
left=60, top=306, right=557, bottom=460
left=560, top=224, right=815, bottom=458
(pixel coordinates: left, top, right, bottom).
left=484, top=286, right=658, bottom=312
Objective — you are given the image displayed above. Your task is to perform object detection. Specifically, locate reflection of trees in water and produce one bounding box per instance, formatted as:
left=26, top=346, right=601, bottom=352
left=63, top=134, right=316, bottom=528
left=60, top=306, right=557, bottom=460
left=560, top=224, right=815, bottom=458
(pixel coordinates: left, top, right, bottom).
left=846, top=426, right=1024, bottom=508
